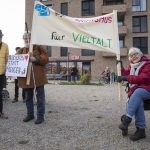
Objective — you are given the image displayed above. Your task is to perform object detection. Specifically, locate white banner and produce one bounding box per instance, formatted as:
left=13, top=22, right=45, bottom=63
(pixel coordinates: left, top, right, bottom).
left=6, top=54, right=29, bottom=77
left=31, top=1, right=120, bottom=55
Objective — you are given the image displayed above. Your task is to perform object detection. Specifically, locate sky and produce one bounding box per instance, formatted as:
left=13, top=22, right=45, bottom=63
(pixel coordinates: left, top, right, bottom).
left=0, top=0, right=25, bottom=54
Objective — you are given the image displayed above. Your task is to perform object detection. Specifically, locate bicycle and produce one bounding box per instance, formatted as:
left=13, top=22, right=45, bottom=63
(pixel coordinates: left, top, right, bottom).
left=99, top=76, right=110, bottom=84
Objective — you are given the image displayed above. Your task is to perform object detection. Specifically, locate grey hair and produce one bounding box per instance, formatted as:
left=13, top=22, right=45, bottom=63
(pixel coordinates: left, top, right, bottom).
left=128, top=47, right=143, bottom=60
left=23, top=31, right=31, bottom=39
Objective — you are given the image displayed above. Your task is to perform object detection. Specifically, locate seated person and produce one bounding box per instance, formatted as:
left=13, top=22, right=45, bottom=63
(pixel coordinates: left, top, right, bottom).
left=117, top=47, right=150, bottom=141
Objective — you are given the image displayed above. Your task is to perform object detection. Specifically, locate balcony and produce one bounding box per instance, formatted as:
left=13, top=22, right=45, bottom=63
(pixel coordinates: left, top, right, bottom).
left=102, top=4, right=126, bottom=17
left=102, top=48, right=127, bottom=57
left=118, top=26, right=127, bottom=37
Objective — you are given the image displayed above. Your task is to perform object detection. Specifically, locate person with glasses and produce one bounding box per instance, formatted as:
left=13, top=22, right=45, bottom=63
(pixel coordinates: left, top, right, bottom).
left=0, top=30, right=9, bottom=119
left=117, top=47, right=150, bottom=141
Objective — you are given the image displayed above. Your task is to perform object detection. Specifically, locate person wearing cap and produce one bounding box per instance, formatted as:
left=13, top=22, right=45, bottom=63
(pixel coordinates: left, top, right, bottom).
left=17, top=32, right=49, bottom=124
left=117, top=47, right=150, bottom=141
left=0, top=30, right=9, bottom=119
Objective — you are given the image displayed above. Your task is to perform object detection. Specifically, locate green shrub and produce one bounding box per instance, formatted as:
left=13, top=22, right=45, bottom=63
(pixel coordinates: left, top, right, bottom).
left=80, top=73, right=91, bottom=85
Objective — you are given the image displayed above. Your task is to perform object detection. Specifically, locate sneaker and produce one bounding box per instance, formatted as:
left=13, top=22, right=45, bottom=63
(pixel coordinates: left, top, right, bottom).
left=12, top=97, right=18, bottom=103
left=23, top=115, right=34, bottom=122
left=35, top=118, right=44, bottom=124
left=0, top=113, right=8, bottom=119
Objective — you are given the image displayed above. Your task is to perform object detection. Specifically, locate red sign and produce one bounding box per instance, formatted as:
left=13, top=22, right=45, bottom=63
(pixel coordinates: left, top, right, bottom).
left=70, top=55, right=80, bottom=60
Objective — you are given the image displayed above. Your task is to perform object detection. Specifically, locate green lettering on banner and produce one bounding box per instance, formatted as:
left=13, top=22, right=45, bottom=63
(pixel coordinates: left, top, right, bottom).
left=72, top=33, right=79, bottom=42
left=72, top=33, right=112, bottom=48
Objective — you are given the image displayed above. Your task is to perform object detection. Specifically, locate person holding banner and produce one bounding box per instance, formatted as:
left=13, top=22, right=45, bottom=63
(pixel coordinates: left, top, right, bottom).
left=17, top=32, right=49, bottom=124
left=0, top=30, right=9, bottom=119
left=117, top=47, right=150, bottom=141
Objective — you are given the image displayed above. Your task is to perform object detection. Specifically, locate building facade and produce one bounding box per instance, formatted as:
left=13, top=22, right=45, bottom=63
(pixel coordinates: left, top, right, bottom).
left=25, top=0, right=149, bottom=80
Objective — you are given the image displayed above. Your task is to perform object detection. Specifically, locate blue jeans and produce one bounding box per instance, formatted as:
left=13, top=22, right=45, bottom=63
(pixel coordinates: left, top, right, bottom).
left=25, top=86, right=45, bottom=119
left=126, top=88, right=150, bottom=128
left=71, top=75, right=77, bottom=82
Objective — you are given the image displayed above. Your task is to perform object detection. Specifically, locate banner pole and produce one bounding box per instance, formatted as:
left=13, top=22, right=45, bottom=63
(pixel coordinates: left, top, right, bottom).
left=113, top=10, right=122, bottom=101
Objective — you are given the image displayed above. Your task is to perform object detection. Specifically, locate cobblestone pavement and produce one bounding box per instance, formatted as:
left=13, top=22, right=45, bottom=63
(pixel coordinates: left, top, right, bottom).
left=1, top=82, right=150, bottom=150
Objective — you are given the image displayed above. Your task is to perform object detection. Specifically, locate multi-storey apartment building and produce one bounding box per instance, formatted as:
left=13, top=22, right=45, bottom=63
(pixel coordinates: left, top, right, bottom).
left=25, top=0, right=149, bottom=80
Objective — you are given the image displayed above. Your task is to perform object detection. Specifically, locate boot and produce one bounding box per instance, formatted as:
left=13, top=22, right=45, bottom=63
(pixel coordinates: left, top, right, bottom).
left=12, top=97, right=18, bottom=103
left=119, top=115, right=132, bottom=133
left=23, top=115, right=34, bottom=122
left=130, top=127, right=146, bottom=141
left=0, top=113, right=8, bottom=119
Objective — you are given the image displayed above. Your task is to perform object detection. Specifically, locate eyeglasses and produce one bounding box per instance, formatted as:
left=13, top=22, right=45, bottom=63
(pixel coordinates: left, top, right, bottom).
left=129, top=53, right=139, bottom=58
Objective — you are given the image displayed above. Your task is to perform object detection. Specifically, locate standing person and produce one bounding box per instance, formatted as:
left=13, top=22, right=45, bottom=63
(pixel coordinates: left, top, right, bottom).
left=0, top=30, right=9, bottom=119
left=70, top=64, right=78, bottom=82
left=12, top=47, right=26, bottom=103
left=117, top=47, right=150, bottom=141
left=17, top=32, right=49, bottom=124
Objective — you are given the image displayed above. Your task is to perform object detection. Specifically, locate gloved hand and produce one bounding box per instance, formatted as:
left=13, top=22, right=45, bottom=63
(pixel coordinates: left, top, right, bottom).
left=117, top=76, right=128, bottom=83
left=116, top=60, right=123, bottom=68
left=30, top=56, right=36, bottom=62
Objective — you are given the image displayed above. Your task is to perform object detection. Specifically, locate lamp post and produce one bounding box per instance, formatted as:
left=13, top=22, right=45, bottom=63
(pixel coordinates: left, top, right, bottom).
left=67, top=52, right=70, bottom=81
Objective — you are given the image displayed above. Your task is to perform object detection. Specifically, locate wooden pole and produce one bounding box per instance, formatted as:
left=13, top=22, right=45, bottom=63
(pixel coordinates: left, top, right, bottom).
left=113, top=10, right=122, bottom=101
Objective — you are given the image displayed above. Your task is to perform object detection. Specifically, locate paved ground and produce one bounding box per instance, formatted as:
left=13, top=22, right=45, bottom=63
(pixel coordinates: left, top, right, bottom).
left=1, top=82, right=150, bottom=150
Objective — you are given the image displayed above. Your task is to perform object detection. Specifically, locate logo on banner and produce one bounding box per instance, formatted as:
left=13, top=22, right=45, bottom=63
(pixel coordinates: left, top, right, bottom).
left=35, top=4, right=50, bottom=16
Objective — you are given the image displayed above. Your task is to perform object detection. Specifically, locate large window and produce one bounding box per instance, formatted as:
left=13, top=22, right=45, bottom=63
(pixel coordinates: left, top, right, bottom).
left=82, top=49, right=95, bottom=56
left=44, top=46, right=51, bottom=57
left=132, top=0, right=147, bottom=11
left=132, top=16, right=147, bottom=33
left=133, top=37, right=148, bottom=54
left=61, top=3, right=68, bottom=16
left=82, top=0, right=95, bottom=16
left=60, top=47, right=68, bottom=56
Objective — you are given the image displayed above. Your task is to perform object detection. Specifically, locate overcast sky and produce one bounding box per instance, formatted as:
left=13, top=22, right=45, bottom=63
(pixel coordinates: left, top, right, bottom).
left=0, top=0, right=25, bottom=54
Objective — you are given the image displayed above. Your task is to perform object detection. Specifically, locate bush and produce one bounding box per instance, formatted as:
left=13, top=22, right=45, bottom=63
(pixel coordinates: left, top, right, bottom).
left=80, top=73, right=91, bottom=85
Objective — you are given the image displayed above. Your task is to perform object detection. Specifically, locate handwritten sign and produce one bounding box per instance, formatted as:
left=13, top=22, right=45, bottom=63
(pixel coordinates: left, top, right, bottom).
left=6, top=54, right=29, bottom=77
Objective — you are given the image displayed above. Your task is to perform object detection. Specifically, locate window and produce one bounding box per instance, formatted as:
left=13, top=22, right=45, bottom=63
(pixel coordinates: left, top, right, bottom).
left=119, top=39, right=124, bottom=48
left=46, top=4, right=52, bottom=9
left=132, top=16, right=147, bottom=33
left=61, top=3, right=68, bottom=16
left=132, top=0, right=147, bottom=11
left=44, top=46, right=51, bottom=57
left=104, top=0, right=123, bottom=5
left=60, top=47, right=68, bottom=56
left=82, top=49, right=95, bottom=56
left=82, top=0, right=95, bottom=16
left=118, top=21, right=123, bottom=26
left=133, top=37, right=148, bottom=54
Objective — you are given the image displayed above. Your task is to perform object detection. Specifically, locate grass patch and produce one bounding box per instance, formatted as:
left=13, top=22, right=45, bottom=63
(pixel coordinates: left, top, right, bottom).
left=59, top=82, right=103, bottom=86
left=48, top=110, right=59, bottom=113
left=95, top=115, right=103, bottom=119
left=18, top=140, right=29, bottom=144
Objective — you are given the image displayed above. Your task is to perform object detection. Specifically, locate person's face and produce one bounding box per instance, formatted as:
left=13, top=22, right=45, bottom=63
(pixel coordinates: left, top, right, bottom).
left=129, top=51, right=141, bottom=64
left=0, top=35, right=3, bottom=43
left=23, top=34, right=31, bottom=48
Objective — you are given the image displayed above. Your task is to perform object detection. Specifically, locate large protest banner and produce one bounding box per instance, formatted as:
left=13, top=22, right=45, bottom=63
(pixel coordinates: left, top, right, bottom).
left=6, top=54, right=29, bottom=77
left=30, top=1, right=120, bottom=56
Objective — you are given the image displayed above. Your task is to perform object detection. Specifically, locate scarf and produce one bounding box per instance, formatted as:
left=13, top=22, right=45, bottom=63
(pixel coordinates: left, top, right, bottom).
left=129, top=61, right=146, bottom=88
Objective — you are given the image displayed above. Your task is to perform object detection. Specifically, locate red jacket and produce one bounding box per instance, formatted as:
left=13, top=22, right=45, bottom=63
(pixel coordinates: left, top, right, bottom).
left=121, top=56, right=150, bottom=96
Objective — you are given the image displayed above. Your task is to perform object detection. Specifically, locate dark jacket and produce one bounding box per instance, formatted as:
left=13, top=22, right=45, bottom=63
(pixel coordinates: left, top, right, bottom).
left=121, top=56, right=150, bottom=96
left=71, top=67, right=78, bottom=76
left=17, top=45, right=49, bottom=88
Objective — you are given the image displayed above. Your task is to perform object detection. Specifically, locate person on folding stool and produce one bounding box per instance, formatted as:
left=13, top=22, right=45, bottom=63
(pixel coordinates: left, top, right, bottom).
left=117, top=47, right=150, bottom=141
